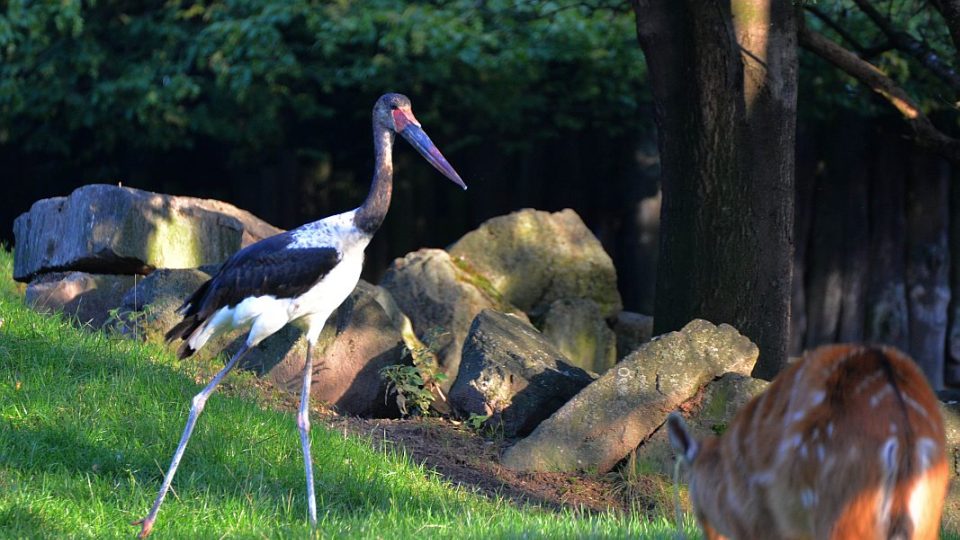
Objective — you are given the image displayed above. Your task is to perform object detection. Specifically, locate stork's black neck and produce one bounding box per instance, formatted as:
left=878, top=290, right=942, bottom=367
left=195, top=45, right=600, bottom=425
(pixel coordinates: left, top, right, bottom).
left=354, top=125, right=395, bottom=235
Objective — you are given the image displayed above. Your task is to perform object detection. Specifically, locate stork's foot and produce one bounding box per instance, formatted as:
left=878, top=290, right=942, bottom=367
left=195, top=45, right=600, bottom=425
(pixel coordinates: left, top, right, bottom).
left=131, top=516, right=155, bottom=539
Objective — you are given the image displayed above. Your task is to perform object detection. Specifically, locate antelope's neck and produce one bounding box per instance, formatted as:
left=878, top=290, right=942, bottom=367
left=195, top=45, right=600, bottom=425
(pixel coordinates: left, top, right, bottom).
left=354, top=126, right=395, bottom=235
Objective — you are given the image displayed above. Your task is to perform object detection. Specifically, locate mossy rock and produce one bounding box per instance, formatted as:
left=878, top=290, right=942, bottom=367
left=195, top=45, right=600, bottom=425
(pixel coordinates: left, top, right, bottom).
left=448, top=208, right=622, bottom=319
left=539, top=298, right=616, bottom=375
left=13, top=184, right=251, bottom=281
left=500, top=319, right=758, bottom=473
left=636, top=373, right=769, bottom=477
left=381, top=248, right=528, bottom=392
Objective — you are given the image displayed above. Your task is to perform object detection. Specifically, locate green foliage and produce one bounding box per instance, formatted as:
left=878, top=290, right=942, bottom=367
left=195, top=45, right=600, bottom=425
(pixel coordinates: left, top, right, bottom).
left=466, top=412, right=490, bottom=431
left=104, top=304, right=157, bottom=341
left=0, top=246, right=17, bottom=300
left=380, top=363, right=438, bottom=417
left=381, top=327, right=449, bottom=416
left=801, top=0, right=958, bottom=124
left=709, top=422, right=727, bottom=436
left=0, top=0, right=647, bottom=167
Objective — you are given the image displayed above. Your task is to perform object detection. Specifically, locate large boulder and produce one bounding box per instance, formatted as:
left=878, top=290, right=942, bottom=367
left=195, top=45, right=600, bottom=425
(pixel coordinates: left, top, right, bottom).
left=25, top=271, right=138, bottom=329
left=637, top=373, right=769, bottom=476
left=539, top=298, right=616, bottom=374
left=449, top=309, right=595, bottom=437
left=185, top=198, right=284, bottom=248
left=500, top=319, right=759, bottom=473
left=448, top=208, right=622, bottom=318
left=13, top=184, right=280, bottom=282
left=380, top=248, right=527, bottom=391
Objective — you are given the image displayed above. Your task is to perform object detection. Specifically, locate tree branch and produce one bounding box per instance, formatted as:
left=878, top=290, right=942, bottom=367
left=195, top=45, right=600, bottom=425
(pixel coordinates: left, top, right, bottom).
left=851, top=0, right=960, bottom=93
left=803, top=5, right=865, bottom=53
left=799, top=24, right=960, bottom=164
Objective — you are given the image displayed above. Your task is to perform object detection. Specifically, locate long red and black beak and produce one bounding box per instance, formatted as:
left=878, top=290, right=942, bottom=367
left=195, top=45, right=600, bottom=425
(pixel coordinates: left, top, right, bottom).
left=393, top=109, right=467, bottom=190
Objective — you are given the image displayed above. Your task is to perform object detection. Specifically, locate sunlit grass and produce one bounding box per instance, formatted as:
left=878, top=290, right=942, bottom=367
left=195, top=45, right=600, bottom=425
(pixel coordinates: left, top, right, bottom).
left=0, top=249, right=699, bottom=538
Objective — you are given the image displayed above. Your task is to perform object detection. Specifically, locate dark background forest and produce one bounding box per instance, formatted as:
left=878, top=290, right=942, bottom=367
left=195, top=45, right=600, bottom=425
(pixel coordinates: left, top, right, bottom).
left=3, top=1, right=960, bottom=387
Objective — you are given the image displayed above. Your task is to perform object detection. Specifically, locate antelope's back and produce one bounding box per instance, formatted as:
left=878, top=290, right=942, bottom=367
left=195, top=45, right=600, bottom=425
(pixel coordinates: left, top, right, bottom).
left=704, top=344, right=948, bottom=540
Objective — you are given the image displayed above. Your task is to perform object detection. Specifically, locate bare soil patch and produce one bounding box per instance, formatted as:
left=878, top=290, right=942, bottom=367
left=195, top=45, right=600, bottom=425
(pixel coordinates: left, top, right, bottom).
left=243, top=376, right=662, bottom=516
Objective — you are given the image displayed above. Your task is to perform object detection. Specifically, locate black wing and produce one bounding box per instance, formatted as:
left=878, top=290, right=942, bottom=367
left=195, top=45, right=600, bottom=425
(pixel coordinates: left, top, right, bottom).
left=165, top=231, right=341, bottom=356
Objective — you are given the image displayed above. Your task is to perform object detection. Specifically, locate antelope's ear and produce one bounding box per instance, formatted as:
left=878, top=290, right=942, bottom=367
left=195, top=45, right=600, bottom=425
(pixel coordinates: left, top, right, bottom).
left=666, top=412, right=699, bottom=464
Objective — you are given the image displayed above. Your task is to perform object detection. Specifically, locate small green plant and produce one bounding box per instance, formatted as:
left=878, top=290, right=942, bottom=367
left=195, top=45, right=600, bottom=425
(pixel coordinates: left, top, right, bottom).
left=466, top=413, right=490, bottom=431
left=381, top=364, right=442, bottom=416
left=105, top=305, right=157, bottom=341
left=380, top=325, right=451, bottom=417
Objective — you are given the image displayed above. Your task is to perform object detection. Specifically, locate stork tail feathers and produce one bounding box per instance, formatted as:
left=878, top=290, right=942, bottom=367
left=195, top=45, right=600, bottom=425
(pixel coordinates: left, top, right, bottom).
left=165, top=315, right=202, bottom=359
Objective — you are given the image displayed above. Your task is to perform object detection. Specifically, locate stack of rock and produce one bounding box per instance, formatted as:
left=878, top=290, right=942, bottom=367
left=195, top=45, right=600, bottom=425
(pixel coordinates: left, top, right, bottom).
left=14, top=185, right=770, bottom=477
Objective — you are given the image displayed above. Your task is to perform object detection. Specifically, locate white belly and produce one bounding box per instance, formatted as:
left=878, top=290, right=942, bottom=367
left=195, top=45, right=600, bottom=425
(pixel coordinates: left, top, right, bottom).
left=288, top=248, right=365, bottom=341
left=187, top=247, right=366, bottom=351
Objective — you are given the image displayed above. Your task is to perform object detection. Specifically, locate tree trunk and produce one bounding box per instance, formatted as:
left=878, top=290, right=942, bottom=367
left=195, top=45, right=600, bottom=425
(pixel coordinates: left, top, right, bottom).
left=633, top=0, right=798, bottom=378
left=906, top=152, right=951, bottom=390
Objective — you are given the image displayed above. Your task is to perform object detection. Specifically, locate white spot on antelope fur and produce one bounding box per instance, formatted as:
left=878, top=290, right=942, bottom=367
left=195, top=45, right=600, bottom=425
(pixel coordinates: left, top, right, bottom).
left=816, top=444, right=826, bottom=462
left=904, top=395, right=930, bottom=419
left=777, top=433, right=803, bottom=461
left=826, top=422, right=834, bottom=438
left=881, top=437, right=899, bottom=470
left=800, top=488, right=817, bottom=509
left=889, top=422, right=898, bottom=434
left=916, top=437, right=939, bottom=471
left=750, top=470, right=775, bottom=486
left=809, top=390, right=825, bottom=406
left=879, top=437, right=899, bottom=528
left=855, top=371, right=884, bottom=395
left=870, top=386, right=894, bottom=407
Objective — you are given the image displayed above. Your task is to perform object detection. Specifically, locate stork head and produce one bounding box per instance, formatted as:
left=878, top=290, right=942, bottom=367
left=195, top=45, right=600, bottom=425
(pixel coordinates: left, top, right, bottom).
left=375, top=93, right=467, bottom=190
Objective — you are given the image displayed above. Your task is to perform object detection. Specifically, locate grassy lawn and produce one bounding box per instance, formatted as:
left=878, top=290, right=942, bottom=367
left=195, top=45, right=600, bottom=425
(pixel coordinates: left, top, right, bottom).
left=0, top=248, right=697, bottom=539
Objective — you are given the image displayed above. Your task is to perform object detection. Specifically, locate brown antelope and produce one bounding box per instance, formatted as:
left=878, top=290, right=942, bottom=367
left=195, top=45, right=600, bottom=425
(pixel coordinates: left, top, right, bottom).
left=667, top=344, right=948, bottom=540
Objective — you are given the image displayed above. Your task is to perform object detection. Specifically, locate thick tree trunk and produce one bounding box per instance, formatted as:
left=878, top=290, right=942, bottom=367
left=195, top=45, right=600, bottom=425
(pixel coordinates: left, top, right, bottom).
left=633, top=0, right=797, bottom=378
left=865, top=129, right=909, bottom=351
left=906, top=152, right=951, bottom=390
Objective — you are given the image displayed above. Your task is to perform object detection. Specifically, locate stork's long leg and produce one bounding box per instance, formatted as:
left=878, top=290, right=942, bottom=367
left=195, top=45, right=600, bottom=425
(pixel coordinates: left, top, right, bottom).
left=297, top=341, right=318, bottom=528
left=134, top=343, right=250, bottom=539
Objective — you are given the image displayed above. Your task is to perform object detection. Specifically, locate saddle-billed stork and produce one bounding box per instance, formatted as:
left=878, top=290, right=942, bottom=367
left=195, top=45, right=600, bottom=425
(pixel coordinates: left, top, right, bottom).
left=134, top=93, right=467, bottom=538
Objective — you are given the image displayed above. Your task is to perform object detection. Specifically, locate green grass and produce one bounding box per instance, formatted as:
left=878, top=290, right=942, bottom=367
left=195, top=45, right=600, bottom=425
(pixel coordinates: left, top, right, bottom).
left=0, top=248, right=698, bottom=539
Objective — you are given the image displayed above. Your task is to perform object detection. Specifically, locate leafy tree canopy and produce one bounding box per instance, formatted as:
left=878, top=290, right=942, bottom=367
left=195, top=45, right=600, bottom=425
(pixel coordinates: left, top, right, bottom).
left=0, top=0, right=647, bottom=167
left=801, top=0, right=958, bottom=126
